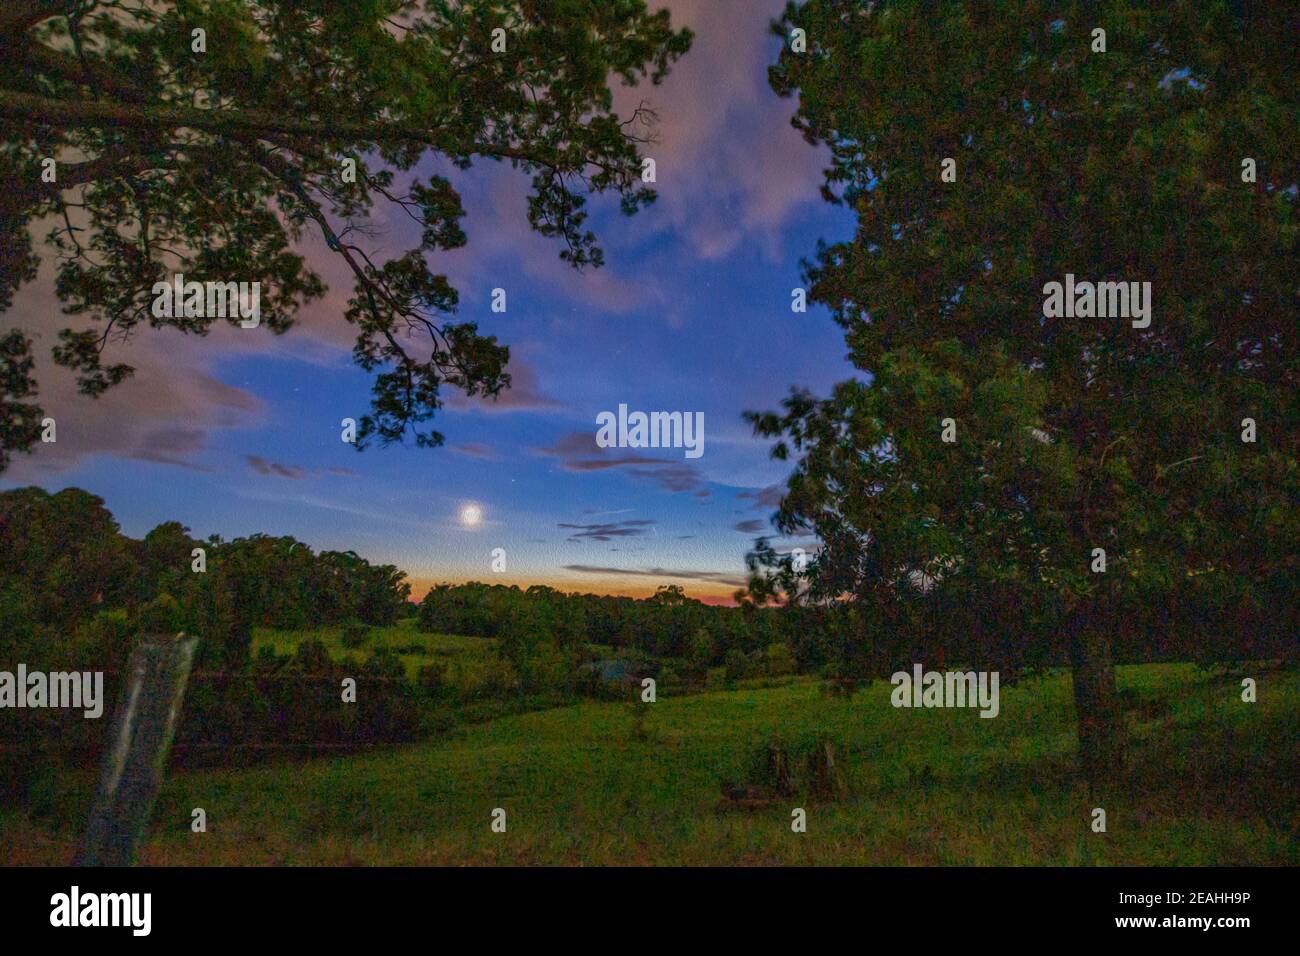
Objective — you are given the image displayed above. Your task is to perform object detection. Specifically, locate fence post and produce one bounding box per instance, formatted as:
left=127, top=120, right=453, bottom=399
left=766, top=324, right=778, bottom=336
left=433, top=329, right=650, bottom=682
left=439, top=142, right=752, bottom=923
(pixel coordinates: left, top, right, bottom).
left=78, top=633, right=199, bottom=867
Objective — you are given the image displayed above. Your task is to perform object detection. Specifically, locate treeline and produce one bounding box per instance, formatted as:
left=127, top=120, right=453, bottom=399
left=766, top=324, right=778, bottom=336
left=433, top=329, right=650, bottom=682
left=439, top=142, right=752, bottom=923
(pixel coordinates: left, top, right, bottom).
left=0, top=487, right=418, bottom=795
left=418, top=581, right=786, bottom=657
left=0, top=486, right=411, bottom=672
left=416, top=581, right=812, bottom=688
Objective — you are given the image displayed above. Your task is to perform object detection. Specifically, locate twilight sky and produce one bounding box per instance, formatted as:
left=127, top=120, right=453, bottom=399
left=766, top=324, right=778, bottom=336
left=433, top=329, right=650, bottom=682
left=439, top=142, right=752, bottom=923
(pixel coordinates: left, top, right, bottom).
left=1, top=0, right=857, bottom=603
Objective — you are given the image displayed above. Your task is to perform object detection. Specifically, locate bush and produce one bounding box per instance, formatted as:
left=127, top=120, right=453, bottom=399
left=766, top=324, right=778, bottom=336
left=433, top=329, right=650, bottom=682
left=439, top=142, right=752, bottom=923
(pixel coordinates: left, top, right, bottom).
left=138, top=591, right=184, bottom=636
left=685, top=628, right=715, bottom=678
left=71, top=608, right=135, bottom=668
left=480, top=656, right=522, bottom=696
left=417, top=660, right=449, bottom=698
left=766, top=641, right=795, bottom=677
left=291, top=638, right=333, bottom=674
left=363, top=646, right=407, bottom=680
left=340, top=619, right=370, bottom=649
left=724, top=648, right=749, bottom=683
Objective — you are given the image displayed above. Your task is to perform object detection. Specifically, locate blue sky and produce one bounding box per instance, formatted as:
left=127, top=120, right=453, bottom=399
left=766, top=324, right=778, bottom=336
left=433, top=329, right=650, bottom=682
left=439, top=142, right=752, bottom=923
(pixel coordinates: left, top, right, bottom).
left=2, top=0, right=857, bottom=602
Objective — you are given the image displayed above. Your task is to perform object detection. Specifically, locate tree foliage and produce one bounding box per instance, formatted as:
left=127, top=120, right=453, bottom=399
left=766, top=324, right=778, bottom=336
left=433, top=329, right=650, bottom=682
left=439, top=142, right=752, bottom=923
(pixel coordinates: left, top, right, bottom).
left=748, top=0, right=1298, bottom=781
left=0, top=0, right=691, bottom=467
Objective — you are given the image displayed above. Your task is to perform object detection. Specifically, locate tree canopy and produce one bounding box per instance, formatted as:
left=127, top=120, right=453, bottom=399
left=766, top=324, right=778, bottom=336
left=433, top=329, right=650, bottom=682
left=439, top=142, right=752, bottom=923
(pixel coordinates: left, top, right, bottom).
left=748, top=0, right=1298, bottom=782
left=0, top=0, right=691, bottom=468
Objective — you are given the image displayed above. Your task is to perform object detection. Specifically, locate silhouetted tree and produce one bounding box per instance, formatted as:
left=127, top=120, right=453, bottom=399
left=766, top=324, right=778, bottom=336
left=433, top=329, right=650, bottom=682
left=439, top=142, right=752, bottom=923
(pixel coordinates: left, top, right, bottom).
left=749, top=0, right=1298, bottom=785
left=0, top=0, right=691, bottom=469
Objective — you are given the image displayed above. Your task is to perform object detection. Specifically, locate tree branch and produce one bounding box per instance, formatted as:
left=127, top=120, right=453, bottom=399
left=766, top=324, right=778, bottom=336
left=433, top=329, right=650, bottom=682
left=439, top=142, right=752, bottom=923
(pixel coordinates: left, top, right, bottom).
left=3, top=89, right=520, bottom=158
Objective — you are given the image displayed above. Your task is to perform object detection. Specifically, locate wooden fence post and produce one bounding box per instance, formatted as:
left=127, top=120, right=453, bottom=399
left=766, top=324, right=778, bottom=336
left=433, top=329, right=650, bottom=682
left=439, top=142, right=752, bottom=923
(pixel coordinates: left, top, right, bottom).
left=78, top=633, right=198, bottom=867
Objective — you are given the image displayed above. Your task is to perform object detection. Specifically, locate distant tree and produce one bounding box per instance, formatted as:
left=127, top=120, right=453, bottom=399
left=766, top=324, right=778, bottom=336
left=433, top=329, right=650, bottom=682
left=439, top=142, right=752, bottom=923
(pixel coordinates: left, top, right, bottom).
left=0, top=486, right=137, bottom=626
left=686, top=627, right=715, bottom=677
left=340, top=618, right=371, bottom=649
left=750, top=1, right=1298, bottom=785
left=0, top=0, right=691, bottom=470
left=138, top=520, right=199, bottom=600
left=765, top=641, right=795, bottom=677
left=417, top=659, right=449, bottom=698
left=723, top=647, right=749, bottom=684
left=138, top=590, right=184, bottom=635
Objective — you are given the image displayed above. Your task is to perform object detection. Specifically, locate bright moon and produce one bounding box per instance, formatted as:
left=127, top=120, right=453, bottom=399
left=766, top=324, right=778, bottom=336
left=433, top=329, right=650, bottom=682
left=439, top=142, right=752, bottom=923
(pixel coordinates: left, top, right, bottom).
left=460, top=504, right=483, bottom=527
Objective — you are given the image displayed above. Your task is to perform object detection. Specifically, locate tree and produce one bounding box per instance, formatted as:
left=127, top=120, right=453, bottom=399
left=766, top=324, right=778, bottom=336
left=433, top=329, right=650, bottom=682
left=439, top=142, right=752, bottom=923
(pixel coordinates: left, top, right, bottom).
left=749, top=1, right=1297, bottom=785
left=0, top=486, right=138, bottom=626
left=0, top=0, right=691, bottom=469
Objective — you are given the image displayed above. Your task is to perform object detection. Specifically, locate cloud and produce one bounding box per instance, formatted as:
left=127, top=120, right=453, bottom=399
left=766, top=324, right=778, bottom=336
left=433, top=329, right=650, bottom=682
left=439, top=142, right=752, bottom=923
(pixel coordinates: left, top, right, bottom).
left=245, top=455, right=307, bottom=480
left=244, top=455, right=358, bottom=480
left=450, top=442, right=499, bottom=460
left=1, top=344, right=262, bottom=480
left=738, top=483, right=785, bottom=509
left=534, top=430, right=707, bottom=494
left=733, top=519, right=766, bottom=534
left=559, top=518, right=656, bottom=542
left=610, top=0, right=828, bottom=262
left=562, top=564, right=747, bottom=588
left=535, top=431, right=602, bottom=457
left=446, top=359, right=564, bottom=414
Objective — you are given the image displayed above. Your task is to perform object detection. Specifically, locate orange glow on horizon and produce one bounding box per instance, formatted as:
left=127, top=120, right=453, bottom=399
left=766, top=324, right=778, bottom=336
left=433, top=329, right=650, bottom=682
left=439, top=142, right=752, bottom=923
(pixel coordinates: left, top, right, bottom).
left=404, top=575, right=741, bottom=606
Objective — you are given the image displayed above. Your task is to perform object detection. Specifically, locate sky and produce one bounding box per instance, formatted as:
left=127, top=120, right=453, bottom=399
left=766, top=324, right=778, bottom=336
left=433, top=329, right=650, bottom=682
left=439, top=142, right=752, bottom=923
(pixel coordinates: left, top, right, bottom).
left=1, top=0, right=858, bottom=604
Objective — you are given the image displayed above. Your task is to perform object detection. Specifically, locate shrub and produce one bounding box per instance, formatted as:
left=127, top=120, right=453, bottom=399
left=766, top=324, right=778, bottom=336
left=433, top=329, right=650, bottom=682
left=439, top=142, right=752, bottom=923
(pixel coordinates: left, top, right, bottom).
left=724, top=648, right=749, bottom=683
left=72, top=608, right=135, bottom=669
left=340, top=619, right=370, bottom=649
left=291, top=638, right=333, bottom=674
left=417, top=660, right=449, bottom=698
left=480, top=655, right=522, bottom=696
left=766, top=641, right=795, bottom=676
left=138, top=591, right=183, bottom=636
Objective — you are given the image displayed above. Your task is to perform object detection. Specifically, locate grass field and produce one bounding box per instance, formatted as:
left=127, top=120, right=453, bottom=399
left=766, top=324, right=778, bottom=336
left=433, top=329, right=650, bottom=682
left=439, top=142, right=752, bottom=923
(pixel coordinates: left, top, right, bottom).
left=3, top=661, right=1295, bottom=865
left=250, top=619, right=497, bottom=681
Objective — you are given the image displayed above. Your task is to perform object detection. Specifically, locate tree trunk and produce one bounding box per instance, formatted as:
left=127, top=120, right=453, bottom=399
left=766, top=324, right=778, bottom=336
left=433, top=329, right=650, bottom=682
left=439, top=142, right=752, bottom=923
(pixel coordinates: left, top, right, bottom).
left=1069, top=604, right=1124, bottom=787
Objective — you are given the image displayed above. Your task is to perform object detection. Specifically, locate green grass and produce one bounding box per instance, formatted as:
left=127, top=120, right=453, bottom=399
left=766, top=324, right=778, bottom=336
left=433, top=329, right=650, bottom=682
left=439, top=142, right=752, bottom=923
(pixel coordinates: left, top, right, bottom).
left=250, top=618, right=497, bottom=681
left=4, top=662, right=1295, bottom=865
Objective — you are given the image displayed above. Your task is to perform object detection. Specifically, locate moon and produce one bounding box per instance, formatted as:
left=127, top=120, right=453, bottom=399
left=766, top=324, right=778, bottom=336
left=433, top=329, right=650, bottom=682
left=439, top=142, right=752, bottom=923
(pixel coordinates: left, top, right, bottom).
left=459, top=503, right=483, bottom=527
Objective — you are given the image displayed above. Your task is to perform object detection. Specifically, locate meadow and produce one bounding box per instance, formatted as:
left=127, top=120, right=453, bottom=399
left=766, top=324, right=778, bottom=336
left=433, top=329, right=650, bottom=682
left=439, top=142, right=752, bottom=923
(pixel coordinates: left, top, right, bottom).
left=250, top=620, right=498, bottom=683
left=3, top=656, right=1294, bottom=866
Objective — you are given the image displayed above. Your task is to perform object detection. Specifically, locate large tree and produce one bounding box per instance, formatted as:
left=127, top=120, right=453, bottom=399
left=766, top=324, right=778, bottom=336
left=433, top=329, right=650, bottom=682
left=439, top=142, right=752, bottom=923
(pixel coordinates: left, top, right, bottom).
left=748, top=0, right=1297, bottom=784
left=0, top=0, right=690, bottom=467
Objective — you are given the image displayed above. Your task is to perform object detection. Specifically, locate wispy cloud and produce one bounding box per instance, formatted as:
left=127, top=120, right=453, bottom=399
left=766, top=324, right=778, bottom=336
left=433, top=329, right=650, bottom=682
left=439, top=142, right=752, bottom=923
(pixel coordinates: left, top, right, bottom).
left=738, top=483, right=784, bottom=509
left=245, top=455, right=359, bottom=480
left=446, top=360, right=564, bottom=413
left=559, top=518, right=657, bottom=542
left=450, top=442, right=500, bottom=460
left=562, top=563, right=746, bottom=588
left=534, top=430, right=706, bottom=494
